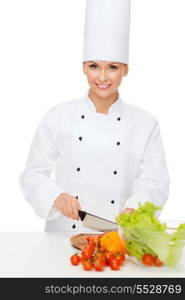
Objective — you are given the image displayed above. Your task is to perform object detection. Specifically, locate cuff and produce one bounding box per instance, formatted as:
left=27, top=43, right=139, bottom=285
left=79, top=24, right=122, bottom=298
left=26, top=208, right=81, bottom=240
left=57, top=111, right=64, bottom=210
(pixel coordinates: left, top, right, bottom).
left=33, top=182, right=66, bottom=220
left=47, top=206, right=62, bottom=221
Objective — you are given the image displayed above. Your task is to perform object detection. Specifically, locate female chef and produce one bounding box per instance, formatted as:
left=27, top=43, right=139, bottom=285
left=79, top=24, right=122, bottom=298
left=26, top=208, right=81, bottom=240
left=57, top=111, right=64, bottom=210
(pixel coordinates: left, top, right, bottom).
left=19, top=0, right=170, bottom=232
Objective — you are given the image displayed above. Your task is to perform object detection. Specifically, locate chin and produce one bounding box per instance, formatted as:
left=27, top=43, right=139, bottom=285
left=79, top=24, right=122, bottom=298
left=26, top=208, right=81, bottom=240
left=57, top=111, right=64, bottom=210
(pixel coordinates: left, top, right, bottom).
left=92, top=88, right=115, bottom=99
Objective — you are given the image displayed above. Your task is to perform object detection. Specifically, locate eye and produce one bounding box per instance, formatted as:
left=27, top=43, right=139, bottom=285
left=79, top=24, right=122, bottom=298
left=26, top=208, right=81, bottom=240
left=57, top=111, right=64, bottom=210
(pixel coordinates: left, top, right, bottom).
left=110, top=65, right=118, bottom=70
left=89, top=64, right=98, bottom=69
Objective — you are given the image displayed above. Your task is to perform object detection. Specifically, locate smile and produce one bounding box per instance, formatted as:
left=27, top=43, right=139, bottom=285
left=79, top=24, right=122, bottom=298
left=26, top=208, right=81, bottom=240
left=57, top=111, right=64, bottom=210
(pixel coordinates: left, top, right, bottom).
left=96, top=84, right=111, bottom=90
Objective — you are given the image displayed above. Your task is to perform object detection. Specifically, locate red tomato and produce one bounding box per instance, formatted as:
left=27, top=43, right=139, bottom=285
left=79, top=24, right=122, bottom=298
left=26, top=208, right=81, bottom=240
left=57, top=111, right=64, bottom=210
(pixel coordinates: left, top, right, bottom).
left=105, top=251, right=114, bottom=265
left=154, top=256, right=163, bottom=267
left=142, top=254, right=155, bottom=266
left=81, top=245, right=94, bottom=260
left=109, top=258, right=121, bottom=270
left=82, top=260, right=94, bottom=271
left=91, top=239, right=98, bottom=248
left=99, top=246, right=106, bottom=253
left=115, top=253, right=125, bottom=265
left=94, top=259, right=105, bottom=271
left=70, top=254, right=81, bottom=266
left=87, top=236, right=98, bottom=248
left=94, top=252, right=106, bottom=263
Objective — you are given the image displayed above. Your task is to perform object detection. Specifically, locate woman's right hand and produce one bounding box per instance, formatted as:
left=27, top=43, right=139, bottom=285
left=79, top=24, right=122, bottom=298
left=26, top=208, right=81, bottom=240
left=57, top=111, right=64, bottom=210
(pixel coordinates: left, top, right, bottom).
left=54, top=193, right=82, bottom=220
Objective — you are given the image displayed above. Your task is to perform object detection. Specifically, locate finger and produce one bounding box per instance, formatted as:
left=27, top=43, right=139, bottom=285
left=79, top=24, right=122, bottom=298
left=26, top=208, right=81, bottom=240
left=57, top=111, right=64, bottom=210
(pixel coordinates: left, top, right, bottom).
left=59, top=196, right=72, bottom=218
left=127, top=208, right=135, bottom=214
left=59, top=200, right=67, bottom=216
left=55, top=196, right=64, bottom=211
left=62, top=199, right=71, bottom=217
left=68, top=198, right=77, bottom=220
left=62, top=196, right=75, bottom=220
left=75, top=199, right=82, bottom=220
left=120, top=208, right=135, bottom=215
left=71, top=198, right=80, bottom=220
left=64, top=197, right=75, bottom=218
left=70, top=204, right=77, bottom=220
left=76, top=199, right=82, bottom=211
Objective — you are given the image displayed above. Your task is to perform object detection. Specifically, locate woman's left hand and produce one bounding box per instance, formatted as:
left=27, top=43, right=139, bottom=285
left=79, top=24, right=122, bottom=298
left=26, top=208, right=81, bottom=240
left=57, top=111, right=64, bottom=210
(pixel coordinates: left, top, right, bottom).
left=119, top=207, right=135, bottom=215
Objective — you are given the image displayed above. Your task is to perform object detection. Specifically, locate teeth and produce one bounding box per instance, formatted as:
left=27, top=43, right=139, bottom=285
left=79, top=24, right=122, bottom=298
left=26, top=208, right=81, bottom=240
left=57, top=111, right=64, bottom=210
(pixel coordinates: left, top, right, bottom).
left=97, top=84, right=110, bottom=88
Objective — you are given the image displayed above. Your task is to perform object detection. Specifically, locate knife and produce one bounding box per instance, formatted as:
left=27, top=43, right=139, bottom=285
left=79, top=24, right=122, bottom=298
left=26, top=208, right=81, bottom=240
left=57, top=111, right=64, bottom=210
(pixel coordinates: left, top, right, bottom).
left=78, top=210, right=118, bottom=232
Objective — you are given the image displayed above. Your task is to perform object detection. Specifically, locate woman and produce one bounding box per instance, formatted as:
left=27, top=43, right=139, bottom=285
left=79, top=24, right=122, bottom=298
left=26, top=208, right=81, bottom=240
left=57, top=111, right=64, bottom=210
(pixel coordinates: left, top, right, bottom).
left=19, top=0, right=170, bottom=232
left=54, top=60, right=131, bottom=221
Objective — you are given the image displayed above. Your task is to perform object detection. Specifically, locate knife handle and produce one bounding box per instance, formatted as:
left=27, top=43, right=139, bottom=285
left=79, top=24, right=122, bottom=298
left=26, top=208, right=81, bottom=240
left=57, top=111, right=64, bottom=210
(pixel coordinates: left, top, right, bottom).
left=78, top=210, right=86, bottom=221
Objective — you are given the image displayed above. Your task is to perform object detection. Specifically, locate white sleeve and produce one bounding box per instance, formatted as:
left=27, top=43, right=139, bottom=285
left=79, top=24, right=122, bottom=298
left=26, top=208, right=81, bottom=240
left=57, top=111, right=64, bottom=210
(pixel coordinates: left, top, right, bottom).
left=19, top=109, right=66, bottom=221
left=124, top=121, right=170, bottom=212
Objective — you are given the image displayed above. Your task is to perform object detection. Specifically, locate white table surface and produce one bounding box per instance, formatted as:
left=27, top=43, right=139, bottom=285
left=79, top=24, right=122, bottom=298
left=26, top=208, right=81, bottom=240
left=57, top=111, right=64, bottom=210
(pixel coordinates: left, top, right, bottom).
left=0, top=232, right=185, bottom=278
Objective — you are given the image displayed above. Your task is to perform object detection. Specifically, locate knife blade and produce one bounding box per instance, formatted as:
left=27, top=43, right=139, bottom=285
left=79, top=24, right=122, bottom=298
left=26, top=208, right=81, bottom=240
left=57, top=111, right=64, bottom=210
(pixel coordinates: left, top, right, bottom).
left=78, top=210, right=118, bottom=232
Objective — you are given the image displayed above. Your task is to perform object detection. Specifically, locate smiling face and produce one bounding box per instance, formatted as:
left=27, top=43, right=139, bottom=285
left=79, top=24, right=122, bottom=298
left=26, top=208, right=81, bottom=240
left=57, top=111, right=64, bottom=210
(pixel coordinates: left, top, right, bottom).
left=83, top=61, right=129, bottom=99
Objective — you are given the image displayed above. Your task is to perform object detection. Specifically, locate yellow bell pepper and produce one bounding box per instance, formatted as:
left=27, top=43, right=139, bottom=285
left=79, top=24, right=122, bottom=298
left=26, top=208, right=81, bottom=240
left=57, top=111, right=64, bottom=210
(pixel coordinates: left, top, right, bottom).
left=99, top=231, right=126, bottom=254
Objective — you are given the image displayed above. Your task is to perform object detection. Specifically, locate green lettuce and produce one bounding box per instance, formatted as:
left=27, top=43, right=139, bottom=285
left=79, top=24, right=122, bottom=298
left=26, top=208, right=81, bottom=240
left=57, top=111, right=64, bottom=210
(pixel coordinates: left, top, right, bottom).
left=165, top=223, right=185, bottom=266
left=116, top=202, right=185, bottom=266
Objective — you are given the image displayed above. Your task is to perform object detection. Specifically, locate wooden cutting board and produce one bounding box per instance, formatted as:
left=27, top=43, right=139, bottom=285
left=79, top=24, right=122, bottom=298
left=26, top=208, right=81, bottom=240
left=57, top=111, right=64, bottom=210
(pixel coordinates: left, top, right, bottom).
left=70, top=234, right=100, bottom=250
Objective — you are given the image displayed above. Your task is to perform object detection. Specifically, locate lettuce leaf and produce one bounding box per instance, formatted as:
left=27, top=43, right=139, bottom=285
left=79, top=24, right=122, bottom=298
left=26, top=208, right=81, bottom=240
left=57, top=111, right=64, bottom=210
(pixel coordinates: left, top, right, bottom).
left=116, top=202, right=185, bottom=266
left=165, top=223, right=185, bottom=266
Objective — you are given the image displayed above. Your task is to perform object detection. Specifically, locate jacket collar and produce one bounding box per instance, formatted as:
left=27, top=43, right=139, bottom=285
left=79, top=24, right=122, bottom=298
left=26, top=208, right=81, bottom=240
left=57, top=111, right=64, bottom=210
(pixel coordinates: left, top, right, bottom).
left=83, top=90, right=122, bottom=116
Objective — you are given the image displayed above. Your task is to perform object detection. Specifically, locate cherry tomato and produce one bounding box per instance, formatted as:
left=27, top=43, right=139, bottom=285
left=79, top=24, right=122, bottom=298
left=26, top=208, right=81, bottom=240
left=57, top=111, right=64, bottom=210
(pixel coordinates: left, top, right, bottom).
left=115, top=253, right=125, bottom=265
left=99, top=246, right=106, bottom=253
left=87, top=236, right=99, bottom=248
left=94, top=252, right=106, bottom=263
left=109, top=258, right=121, bottom=270
left=154, top=256, right=163, bottom=267
left=94, top=259, right=105, bottom=272
left=70, top=254, right=81, bottom=266
left=105, top=251, right=115, bottom=265
left=142, top=254, right=155, bottom=266
left=82, top=260, right=94, bottom=271
left=81, top=245, right=94, bottom=260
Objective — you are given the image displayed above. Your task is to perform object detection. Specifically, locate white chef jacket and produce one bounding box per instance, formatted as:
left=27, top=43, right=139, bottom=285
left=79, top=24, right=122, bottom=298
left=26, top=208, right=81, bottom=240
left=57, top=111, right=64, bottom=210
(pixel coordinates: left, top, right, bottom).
left=19, top=92, right=170, bottom=233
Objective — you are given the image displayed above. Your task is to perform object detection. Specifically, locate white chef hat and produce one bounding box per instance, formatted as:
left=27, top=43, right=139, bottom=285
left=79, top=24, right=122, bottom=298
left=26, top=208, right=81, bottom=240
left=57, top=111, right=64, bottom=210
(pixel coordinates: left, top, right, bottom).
left=83, top=0, right=131, bottom=64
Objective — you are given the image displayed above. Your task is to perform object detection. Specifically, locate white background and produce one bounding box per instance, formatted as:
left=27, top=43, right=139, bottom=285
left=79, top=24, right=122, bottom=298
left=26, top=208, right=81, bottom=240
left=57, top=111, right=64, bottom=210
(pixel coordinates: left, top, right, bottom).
left=0, top=0, right=184, bottom=231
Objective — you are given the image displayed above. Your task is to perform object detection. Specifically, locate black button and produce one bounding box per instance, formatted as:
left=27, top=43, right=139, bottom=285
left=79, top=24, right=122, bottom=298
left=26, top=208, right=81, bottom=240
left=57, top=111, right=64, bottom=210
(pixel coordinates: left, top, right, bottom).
left=79, top=137, right=83, bottom=141
left=72, top=224, right=76, bottom=229
left=81, top=115, right=85, bottom=119
left=77, top=168, right=80, bottom=172
left=113, top=171, right=117, bottom=175
left=117, top=142, right=120, bottom=146
left=117, top=117, right=121, bottom=121
left=111, top=200, right=115, bottom=204
left=76, top=196, right=78, bottom=199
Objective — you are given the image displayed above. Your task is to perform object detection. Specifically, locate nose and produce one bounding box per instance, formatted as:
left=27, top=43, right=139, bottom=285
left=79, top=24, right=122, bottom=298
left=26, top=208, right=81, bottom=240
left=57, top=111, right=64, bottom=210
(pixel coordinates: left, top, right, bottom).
left=99, top=68, right=108, bottom=82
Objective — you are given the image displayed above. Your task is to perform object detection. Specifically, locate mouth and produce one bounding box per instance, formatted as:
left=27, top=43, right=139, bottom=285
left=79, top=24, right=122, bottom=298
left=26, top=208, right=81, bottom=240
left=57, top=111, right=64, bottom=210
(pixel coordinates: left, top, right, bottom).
left=95, top=84, right=112, bottom=90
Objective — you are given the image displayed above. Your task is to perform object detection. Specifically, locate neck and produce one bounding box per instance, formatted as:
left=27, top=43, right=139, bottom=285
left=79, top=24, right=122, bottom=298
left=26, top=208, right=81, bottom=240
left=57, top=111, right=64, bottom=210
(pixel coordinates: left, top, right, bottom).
left=88, top=89, right=119, bottom=114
